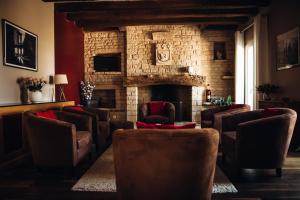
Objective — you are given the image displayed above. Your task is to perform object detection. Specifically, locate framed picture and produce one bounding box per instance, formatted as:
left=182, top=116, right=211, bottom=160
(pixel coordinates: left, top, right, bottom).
left=213, top=42, right=226, bottom=60
left=276, top=27, right=299, bottom=70
left=2, top=19, right=38, bottom=71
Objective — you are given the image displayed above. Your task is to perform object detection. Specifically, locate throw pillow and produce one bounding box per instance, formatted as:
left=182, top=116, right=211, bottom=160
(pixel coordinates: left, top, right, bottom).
left=35, top=110, right=57, bottom=120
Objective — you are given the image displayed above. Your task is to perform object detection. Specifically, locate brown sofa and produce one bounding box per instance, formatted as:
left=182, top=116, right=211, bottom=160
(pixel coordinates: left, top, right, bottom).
left=221, top=108, right=297, bottom=176
left=63, top=106, right=110, bottom=152
left=201, top=104, right=250, bottom=133
left=24, top=110, right=93, bottom=168
left=113, top=128, right=219, bottom=200
left=138, top=101, right=175, bottom=124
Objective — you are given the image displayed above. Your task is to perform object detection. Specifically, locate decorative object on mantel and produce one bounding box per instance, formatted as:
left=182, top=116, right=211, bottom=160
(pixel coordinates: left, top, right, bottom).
left=276, top=27, right=299, bottom=70
left=80, top=81, right=95, bottom=107
left=2, top=19, right=38, bottom=71
left=54, top=74, right=68, bottom=101
left=257, top=84, right=279, bottom=101
left=124, top=74, right=206, bottom=87
left=156, top=41, right=172, bottom=65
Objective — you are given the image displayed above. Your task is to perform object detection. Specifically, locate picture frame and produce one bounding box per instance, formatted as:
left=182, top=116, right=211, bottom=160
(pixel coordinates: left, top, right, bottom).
left=213, top=42, right=226, bottom=60
left=2, top=19, right=38, bottom=71
left=276, top=27, right=299, bottom=70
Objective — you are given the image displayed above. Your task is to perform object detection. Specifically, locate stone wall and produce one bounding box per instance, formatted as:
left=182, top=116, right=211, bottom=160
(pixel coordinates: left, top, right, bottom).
left=84, top=25, right=235, bottom=122
left=84, top=31, right=127, bottom=120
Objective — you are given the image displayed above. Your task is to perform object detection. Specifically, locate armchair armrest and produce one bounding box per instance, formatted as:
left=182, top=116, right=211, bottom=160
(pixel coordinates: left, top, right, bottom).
left=84, top=107, right=110, bottom=121
left=57, top=111, right=92, bottom=132
left=222, top=110, right=262, bottom=132
left=164, top=102, right=175, bottom=124
left=138, top=103, right=148, bottom=122
left=201, top=106, right=229, bottom=121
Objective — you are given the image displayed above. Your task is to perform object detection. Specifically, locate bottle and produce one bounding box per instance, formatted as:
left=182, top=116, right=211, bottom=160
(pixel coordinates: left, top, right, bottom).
left=205, top=84, right=211, bottom=102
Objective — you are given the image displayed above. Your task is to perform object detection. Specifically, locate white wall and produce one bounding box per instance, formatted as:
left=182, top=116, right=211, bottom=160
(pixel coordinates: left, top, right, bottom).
left=0, top=0, right=54, bottom=104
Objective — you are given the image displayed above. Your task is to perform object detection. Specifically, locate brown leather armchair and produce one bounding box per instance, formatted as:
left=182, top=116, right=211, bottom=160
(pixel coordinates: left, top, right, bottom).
left=24, top=111, right=93, bottom=168
left=138, top=101, right=175, bottom=124
left=63, top=106, right=110, bottom=152
left=201, top=104, right=250, bottom=133
left=113, top=128, right=219, bottom=200
left=221, top=108, right=297, bottom=176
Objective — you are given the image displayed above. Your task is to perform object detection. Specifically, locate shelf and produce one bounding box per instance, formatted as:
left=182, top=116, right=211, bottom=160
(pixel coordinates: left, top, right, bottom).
left=221, top=76, right=234, bottom=80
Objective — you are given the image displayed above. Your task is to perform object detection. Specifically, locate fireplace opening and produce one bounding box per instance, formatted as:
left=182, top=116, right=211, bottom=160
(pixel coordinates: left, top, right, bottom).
left=138, top=85, right=192, bottom=121
left=92, top=89, right=116, bottom=108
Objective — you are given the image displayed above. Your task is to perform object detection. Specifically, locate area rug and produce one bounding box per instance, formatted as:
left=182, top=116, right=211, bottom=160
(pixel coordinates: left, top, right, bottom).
left=72, top=146, right=237, bottom=194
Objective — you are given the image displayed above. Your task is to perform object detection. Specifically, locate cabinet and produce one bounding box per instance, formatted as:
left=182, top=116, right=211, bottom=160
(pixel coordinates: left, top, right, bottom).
left=258, top=100, right=300, bottom=151
left=0, top=101, right=75, bottom=169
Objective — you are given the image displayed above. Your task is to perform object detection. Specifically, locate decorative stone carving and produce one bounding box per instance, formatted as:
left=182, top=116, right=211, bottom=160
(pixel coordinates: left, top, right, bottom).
left=156, top=41, right=172, bottom=65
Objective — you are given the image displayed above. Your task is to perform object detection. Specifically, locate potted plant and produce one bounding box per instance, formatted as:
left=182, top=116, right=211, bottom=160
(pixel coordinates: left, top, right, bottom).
left=256, top=84, right=279, bottom=101
left=17, top=77, right=47, bottom=103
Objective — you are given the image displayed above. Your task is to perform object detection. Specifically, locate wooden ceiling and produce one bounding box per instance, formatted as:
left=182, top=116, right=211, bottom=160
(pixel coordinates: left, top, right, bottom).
left=42, top=0, right=270, bottom=31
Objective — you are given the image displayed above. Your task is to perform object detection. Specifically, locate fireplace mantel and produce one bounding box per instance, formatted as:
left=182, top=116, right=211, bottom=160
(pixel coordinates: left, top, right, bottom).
left=124, top=74, right=206, bottom=87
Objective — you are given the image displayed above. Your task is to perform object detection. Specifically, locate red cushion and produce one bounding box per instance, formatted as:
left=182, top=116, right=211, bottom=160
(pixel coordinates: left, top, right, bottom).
left=136, top=121, right=158, bottom=129
left=69, top=106, right=84, bottom=111
left=35, top=110, right=57, bottom=120
left=261, top=108, right=283, bottom=118
left=229, top=104, right=244, bottom=109
left=148, top=101, right=166, bottom=115
left=136, top=122, right=196, bottom=129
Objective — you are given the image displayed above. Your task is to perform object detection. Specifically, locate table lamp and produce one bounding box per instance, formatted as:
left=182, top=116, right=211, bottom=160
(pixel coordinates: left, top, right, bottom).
left=54, top=74, right=68, bottom=101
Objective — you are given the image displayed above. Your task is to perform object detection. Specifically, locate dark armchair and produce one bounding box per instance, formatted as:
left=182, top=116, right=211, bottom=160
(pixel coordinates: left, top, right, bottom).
left=138, top=101, right=175, bottom=124
left=113, top=128, right=219, bottom=200
left=221, top=108, right=297, bottom=176
left=201, top=104, right=250, bottom=133
left=24, top=110, right=93, bottom=168
left=63, top=106, right=110, bottom=152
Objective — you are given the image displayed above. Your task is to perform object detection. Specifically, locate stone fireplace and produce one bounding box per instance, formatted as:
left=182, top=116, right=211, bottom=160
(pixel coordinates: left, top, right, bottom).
left=84, top=25, right=235, bottom=122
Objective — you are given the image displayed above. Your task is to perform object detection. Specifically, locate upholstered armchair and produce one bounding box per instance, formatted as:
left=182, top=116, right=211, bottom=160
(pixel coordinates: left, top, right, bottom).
left=63, top=106, right=110, bottom=152
left=201, top=104, right=250, bottom=133
left=113, top=128, right=219, bottom=200
left=24, top=110, right=93, bottom=168
left=221, top=108, right=297, bottom=176
left=138, top=101, right=175, bottom=124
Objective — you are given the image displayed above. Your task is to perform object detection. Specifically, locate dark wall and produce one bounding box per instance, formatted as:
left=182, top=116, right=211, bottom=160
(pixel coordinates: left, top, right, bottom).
left=269, top=0, right=300, bottom=100
left=55, top=12, right=84, bottom=104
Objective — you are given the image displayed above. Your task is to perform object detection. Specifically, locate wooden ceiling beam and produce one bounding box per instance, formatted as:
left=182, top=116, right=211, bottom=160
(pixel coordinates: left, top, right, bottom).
left=76, top=16, right=248, bottom=28
left=54, top=1, right=269, bottom=12
left=66, top=7, right=258, bottom=21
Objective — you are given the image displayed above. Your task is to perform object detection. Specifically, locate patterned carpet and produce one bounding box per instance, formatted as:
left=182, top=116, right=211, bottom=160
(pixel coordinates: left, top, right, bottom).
left=72, top=146, right=237, bottom=194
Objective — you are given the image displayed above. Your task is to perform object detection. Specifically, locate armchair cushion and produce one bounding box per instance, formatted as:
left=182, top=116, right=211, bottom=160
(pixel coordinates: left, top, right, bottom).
left=136, top=121, right=196, bottom=129
left=148, top=101, right=166, bottom=115
left=35, top=110, right=57, bottom=120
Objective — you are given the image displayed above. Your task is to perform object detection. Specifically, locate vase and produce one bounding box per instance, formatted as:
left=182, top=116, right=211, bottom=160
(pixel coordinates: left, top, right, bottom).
left=30, top=91, right=43, bottom=103
left=263, top=93, right=271, bottom=101
left=20, top=86, right=30, bottom=104
left=83, top=99, right=92, bottom=107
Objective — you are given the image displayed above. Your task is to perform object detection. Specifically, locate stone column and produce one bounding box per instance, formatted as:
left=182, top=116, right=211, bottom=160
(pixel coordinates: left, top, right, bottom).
left=126, top=86, right=138, bottom=122
left=192, top=86, right=204, bottom=123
